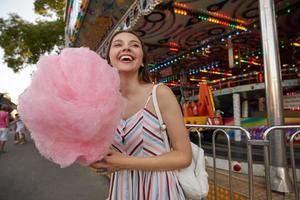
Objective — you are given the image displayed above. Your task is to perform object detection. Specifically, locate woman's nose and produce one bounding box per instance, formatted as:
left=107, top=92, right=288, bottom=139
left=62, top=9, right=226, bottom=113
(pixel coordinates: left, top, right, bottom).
left=121, top=47, right=131, bottom=52
left=120, top=43, right=132, bottom=51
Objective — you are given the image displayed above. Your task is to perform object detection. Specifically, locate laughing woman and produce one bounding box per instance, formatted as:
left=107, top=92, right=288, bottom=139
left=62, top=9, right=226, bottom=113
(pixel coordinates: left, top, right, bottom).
left=91, top=31, right=192, bottom=200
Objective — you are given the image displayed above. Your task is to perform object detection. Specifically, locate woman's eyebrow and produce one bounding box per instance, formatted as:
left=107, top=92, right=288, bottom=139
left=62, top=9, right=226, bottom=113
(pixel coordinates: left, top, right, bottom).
left=129, top=40, right=141, bottom=44
left=112, top=39, right=140, bottom=44
left=112, top=39, right=123, bottom=43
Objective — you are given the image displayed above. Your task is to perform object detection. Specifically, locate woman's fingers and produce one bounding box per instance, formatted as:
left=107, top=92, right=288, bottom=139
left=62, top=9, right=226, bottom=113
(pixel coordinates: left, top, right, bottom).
left=96, top=168, right=108, bottom=173
left=89, top=151, right=124, bottom=174
left=89, top=164, right=109, bottom=175
left=93, top=166, right=109, bottom=175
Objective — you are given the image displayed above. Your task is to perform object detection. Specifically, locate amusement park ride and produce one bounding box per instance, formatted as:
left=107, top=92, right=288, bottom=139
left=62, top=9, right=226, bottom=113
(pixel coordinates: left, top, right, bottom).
left=183, top=83, right=223, bottom=126
left=64, top=1, right=300, bottom=139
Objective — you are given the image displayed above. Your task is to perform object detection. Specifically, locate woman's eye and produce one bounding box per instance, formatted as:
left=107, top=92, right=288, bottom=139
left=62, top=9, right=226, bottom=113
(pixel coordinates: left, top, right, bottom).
left=113, top=43, right=122, bottom=47
left=132, top=44, right=140, bottom=48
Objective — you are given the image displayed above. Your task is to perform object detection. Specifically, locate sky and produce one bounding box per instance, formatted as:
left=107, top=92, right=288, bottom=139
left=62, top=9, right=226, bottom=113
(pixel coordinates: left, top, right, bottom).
left=0, top=0, right=38, bottom=104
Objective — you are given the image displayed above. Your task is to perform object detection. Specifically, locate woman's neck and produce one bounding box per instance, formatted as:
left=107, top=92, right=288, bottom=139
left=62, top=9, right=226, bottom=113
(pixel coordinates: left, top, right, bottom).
left=119, top=74, right=141, bottom=97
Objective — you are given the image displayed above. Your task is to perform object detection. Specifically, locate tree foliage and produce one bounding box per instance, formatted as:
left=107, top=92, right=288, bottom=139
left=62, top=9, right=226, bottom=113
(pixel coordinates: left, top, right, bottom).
left=0, top=0, right=65, bottom=72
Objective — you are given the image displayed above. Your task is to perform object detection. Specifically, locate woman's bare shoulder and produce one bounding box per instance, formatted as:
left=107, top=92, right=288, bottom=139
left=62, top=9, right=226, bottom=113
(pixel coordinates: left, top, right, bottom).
left=156, top=83, right=174, bottom=98
left=155, top=84, right=178, bottom=110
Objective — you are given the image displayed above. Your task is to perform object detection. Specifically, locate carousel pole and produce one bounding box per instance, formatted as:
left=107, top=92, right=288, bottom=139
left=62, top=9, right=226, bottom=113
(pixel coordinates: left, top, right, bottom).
left=259, top=0, right=293, bottom=192
left=228, top=39, right=241, bottom=141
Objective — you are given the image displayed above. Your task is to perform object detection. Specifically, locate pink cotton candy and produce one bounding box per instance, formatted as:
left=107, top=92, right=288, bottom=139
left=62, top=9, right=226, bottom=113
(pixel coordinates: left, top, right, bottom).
left=18, top=47, right=124, bottom=168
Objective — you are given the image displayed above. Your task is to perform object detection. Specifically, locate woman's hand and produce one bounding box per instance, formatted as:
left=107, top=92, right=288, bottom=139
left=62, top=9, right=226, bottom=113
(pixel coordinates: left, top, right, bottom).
left=89, top=151, right=128, bottom=174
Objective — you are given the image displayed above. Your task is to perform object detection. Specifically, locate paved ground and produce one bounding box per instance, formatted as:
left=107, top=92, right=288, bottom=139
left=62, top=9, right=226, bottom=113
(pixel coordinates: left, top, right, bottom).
left=0, top=132, right=110, bottom=200
left=205, top=167, right=297, bottom=200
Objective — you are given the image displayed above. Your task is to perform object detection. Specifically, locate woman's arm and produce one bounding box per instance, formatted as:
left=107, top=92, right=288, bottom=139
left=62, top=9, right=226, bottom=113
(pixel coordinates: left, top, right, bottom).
left=91, top=84, right=192, bottom=172
left=6, top=113, right=9, bottom=127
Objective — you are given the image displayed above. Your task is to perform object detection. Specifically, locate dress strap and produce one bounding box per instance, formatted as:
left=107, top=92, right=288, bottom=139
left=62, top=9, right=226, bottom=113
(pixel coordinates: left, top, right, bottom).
left=143, top=94, right=152, bottom=108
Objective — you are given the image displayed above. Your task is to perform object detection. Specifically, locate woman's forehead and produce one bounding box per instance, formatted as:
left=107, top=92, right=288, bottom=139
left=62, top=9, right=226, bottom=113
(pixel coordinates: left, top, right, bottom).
left=112, top=32, right=141, bottom=43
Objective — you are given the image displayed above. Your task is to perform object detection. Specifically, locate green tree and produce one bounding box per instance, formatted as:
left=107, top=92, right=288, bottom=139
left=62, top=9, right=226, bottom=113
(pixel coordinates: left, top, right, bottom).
left=0, top=0, right=65, bottom=72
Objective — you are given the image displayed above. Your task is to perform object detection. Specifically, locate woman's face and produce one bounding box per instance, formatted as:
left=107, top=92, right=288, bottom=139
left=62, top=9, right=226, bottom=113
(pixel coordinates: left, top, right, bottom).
left=109, top=32, right=144, bottom=73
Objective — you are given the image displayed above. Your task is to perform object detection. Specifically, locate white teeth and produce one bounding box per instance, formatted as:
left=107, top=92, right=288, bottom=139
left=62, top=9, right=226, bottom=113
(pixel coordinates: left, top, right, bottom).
left=120, top=55, right=133, bottom=61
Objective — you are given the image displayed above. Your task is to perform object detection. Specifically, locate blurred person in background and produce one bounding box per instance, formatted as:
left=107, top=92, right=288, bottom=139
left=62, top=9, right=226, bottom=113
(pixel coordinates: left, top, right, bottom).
left=14, top=113, right=27, bottom=144
left=0, top=104, right=9, bottom=153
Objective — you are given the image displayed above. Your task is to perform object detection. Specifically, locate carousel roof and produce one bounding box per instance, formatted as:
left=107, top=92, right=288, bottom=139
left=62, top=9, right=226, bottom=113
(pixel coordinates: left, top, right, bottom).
left=65, top=0, right=300, bottom=88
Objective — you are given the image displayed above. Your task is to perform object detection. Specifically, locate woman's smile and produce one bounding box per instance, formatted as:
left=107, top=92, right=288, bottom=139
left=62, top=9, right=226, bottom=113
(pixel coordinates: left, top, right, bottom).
left=118, top=53, right=135, bottom=63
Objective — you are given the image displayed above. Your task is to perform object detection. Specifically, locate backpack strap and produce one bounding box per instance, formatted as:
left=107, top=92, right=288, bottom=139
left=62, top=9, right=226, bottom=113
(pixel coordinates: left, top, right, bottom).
left=152, top=84, right=171, bottom=151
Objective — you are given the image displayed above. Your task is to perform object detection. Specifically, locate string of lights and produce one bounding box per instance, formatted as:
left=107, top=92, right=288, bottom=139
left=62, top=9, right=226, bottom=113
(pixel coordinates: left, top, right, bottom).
left=173, top=2, right=248, bottom=31
left=149, top=30, right=244, bottom=72
left=188, top=62, right=219, bottom=72
left=159, top=75, right=178, bottom=83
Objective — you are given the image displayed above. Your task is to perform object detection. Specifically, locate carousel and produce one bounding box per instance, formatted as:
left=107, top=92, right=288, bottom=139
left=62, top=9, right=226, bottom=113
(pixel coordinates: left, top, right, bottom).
left=64, top=0, right=300, bottom=138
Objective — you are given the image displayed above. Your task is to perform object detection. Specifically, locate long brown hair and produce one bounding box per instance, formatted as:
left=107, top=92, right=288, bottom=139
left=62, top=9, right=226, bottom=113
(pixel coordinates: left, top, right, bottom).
left=106, top=30, right=151, bottom=83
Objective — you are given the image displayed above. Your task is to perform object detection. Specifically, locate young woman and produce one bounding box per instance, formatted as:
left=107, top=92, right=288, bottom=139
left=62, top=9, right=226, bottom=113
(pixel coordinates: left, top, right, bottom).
left=91, top=31, right=192, bottom=199
left=0, top=104, right=9, bottom=153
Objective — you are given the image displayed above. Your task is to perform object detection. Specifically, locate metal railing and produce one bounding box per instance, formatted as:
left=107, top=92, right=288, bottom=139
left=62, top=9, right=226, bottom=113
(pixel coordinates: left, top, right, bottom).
left=186, top=124, right=300, bottom=200
left=290, top=129, right=300, bottom=200
left=263, top=125, right=300, bottom=200
left=186, top=124, right=254, bottom=200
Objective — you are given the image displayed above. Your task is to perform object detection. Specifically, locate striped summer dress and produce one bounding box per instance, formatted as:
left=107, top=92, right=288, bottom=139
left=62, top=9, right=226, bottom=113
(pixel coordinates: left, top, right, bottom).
left=107, top=95, right=185, bottom=200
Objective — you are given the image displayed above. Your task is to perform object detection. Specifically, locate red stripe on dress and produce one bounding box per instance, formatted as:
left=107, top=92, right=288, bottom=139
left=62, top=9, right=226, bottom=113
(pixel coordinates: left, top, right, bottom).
left=143, top=140, right=164, bottom=155
left=137, top=172, right=140, bottom=200
left=111, top=144, right=122, bottom=153
left=108, top=172, right=115, bottom=199
left=117, top=128, right=121, bottom=135
left=130, top=171, right=134, bottom=199
left=143, top=127, right=164, bottom=143
left=166, top=173, right=171, bottom=200
left=147, top=171, right=153, bottom=199
left=144, top=108, right=158, bottom=119
left=143, top=172, right=146, bottom=199
left=144, top=147, right=158, bottom=156
left=123, top=116, right=143, bottom=139
left=129, top=140, right=143, bottom=155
